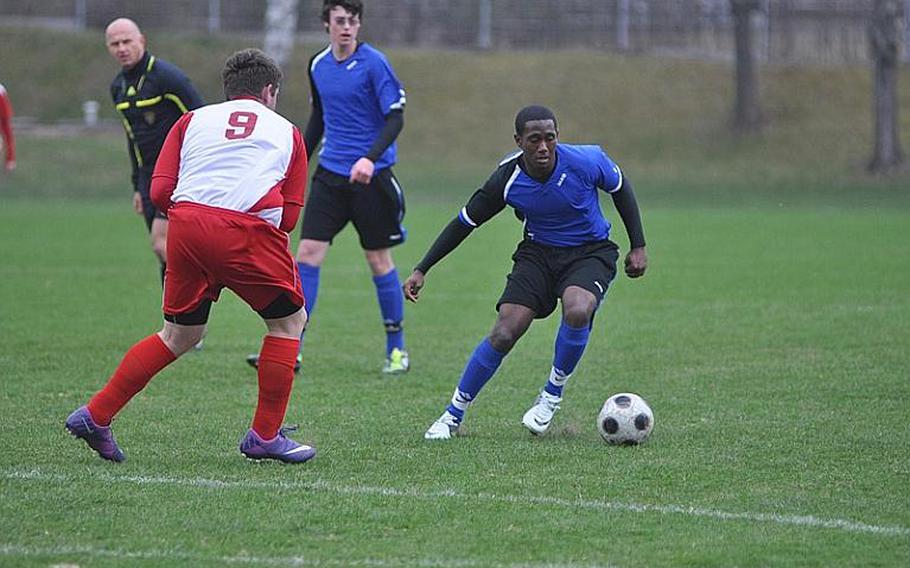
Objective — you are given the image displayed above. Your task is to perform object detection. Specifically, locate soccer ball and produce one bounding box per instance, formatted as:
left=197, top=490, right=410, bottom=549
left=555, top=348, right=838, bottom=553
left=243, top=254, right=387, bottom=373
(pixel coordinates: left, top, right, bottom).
left=597, top=393, right=653, bottom=445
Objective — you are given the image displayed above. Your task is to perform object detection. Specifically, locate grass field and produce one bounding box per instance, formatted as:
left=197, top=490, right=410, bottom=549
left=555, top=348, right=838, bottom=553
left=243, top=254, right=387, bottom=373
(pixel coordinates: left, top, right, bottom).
left=2, top=24, right=910, bottom=567
left=3, top=25, right=910, bottom=183
left=1, top=134, right=909, bottom=566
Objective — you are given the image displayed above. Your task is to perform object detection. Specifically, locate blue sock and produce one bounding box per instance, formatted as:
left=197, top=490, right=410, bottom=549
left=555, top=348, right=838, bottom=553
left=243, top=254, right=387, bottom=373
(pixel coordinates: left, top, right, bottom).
left=446, top=338, right=506, bottom=422
left=298, top=263, right=320, bottom=349
left=544, top=321, right=590, bottom=397
left=373, top=268, right=405, bottom=356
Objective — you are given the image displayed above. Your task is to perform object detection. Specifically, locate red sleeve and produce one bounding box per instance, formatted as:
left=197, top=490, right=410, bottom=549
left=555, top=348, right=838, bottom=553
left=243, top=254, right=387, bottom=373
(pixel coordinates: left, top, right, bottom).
left=150, top=112, right=193, bottom=211
left=279, top=127, right=309, bottom=232
left=0, top=93, right=14, bottom=165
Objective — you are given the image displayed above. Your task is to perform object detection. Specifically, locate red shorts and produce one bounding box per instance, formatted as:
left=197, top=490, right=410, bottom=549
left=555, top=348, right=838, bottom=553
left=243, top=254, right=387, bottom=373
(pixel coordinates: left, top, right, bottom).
left=163, top=203, right=303, bottom=317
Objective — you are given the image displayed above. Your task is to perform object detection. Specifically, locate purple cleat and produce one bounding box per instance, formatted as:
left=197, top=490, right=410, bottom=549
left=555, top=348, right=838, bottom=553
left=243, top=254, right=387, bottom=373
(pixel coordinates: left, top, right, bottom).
left=65, top=406, right=126, bottom=463
left=240, top=426, right=316, bottom=464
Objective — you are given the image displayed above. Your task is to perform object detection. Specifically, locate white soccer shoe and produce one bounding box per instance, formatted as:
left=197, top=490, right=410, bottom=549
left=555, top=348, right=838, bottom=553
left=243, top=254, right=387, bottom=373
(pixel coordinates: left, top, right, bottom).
left=521, top=391, right=562, bottom=435
left=424, top=411, right=460, bottom=440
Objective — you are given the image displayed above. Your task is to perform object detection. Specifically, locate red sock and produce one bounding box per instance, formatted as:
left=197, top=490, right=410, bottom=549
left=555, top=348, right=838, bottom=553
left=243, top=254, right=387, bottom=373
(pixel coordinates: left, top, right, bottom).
left=252, top=335, right=301, bottom=440
left=87, top=334, right=177, bottom=426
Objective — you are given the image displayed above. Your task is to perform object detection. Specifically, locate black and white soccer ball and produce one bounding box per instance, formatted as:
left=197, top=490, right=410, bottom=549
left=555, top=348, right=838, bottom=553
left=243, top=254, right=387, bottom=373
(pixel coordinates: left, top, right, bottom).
left=597, top=393, right=653, bottom=445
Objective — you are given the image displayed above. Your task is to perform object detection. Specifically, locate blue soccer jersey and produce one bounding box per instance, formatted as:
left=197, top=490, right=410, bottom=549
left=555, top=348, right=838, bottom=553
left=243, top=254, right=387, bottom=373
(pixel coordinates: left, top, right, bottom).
left=308, top=43, right=406, bottom=176
left=457, top=144, right=623, bottom=247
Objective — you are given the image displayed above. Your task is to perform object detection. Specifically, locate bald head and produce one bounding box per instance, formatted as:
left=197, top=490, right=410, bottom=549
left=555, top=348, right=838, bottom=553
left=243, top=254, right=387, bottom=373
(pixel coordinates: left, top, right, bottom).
left=106, top=18, right=141, bottom=37
left=105, top=18, right=146, bottom=69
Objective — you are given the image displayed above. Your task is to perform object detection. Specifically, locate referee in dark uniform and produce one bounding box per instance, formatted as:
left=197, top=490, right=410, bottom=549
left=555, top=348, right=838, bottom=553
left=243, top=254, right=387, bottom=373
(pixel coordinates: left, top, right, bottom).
left=106, top=18, right=204, bottom=284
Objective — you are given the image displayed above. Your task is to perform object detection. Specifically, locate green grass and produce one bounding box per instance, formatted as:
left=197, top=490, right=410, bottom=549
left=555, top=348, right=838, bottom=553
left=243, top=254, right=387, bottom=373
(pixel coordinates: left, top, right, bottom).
left=3, top=25, right=910, bottom=188
left=1, top=25, right=909, bottom=567
left=1, top=179, right=908, bottom=566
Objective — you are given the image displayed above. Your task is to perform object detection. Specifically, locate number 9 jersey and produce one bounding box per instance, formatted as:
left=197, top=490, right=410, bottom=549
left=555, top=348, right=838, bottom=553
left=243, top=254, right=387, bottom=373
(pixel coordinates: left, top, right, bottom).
left=151, top=98, right=308, bottom=233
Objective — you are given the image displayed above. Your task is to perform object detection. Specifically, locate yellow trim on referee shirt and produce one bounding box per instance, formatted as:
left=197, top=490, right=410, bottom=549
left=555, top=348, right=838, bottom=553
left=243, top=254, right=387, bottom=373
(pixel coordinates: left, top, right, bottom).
left=119, top=118, right=144, bottom=167
left=164, top=93, right=190, bottom=114
left=136, top=56, right=155, bottom=92
left=135, top=96, right=162, bottom=108
left=119, top=117, right=133, bottom=137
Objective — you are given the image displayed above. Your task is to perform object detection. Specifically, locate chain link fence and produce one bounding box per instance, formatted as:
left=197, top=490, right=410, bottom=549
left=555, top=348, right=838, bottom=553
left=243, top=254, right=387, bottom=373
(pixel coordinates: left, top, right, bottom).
left=1, top=0, right=907, bottom=64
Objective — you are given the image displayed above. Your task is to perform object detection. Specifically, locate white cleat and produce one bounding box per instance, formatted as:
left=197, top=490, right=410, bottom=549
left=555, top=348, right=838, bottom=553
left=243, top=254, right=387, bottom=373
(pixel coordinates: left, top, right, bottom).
left=521, top=391, right=562, bottom=435
left=424, top=411, right=460, bottom=440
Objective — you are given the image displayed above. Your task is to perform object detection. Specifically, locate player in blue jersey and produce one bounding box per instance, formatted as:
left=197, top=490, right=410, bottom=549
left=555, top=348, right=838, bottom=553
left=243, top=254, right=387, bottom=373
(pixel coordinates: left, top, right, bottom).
left=246, top=0, right=409, bottom=374
left=403, top=106, right=648, bottom=440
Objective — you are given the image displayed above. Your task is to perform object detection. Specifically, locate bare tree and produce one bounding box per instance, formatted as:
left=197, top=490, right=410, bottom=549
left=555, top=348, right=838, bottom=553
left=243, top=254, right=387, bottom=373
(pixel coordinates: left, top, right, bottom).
left=868, top=0, right=904, bottom=172
left=730, top=0, right=763, bottom=133
left=263, top=0, right=300, bottom=69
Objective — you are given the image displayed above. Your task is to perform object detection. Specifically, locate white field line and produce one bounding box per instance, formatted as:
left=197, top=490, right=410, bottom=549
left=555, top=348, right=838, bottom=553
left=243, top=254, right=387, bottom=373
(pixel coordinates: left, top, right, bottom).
left=0, top=543, right=606, bottom=568
left=3, top=467, right=909, bottom=538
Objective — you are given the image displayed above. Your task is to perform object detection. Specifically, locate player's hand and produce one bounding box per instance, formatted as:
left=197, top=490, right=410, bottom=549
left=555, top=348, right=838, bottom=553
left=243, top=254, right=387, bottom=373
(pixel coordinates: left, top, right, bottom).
left=4, top=160, right=15, bottom=172
left=624, top=247, right=648, bottom=279
left=349, top=157, right=375, bottom=185
left=402, top=270, right=425, bottom=302
left=132, top=191, right=143, bottom=215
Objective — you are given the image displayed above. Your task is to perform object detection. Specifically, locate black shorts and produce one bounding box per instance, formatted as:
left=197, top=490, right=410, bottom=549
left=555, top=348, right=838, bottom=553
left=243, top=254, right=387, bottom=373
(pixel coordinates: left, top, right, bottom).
left=136, top=169, right=168, bottom=232
left=497, top=239, right=619, bottom=319
left=299, top=165, right=406, bottom=250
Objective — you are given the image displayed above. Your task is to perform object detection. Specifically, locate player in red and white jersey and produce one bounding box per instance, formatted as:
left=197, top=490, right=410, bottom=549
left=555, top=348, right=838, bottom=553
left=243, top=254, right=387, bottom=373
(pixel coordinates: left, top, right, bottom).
left=0, top=82, right=15, bottom=172
left=65, top=49, right=316, bottom=465
left=154, top=96, right=304, bottom=230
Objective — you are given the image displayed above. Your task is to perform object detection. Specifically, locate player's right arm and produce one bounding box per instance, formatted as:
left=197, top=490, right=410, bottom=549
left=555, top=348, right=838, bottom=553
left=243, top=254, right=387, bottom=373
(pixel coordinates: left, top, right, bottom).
left=404, top=167, right=510, bottom=302
left=150, top=112, right=193, bottom=212
left=302, top=58, right=324, bottom=159
left=0, top=87, right=16, bottom=171
left=403, top=218, right=474, bottom=302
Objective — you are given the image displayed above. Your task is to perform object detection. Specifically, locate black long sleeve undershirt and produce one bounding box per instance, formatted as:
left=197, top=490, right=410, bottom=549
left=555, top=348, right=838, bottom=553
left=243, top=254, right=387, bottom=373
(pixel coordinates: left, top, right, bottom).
left=414, top=218, right=474, bottom=275
left=365, top=110, right=404, bottom=162
left=415, top=174, right=645, bottom=276
left=610, top=177, right=646, bottom=249
left=302, top=104, right=323, bottom=160
left=302, top=107, right=404, bottom=163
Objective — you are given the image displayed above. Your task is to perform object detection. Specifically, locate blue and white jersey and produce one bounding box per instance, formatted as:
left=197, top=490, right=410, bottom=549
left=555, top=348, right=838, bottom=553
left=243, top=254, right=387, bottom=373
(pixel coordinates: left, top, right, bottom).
left=457, top=144, right=623, bottom=247
left=308, top=42, right=406, bottom=176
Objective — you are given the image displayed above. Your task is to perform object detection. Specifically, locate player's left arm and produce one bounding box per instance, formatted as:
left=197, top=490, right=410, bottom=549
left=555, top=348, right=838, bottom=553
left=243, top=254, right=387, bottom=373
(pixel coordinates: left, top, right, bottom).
left=279, top=128, right=308, bottom=233
left=350, top=109, right=403, bottom=184
left=596, top=149, right=647, bottom=278
left=350, top=58, right=407, bottom=184
left=610, top=177, right=647, bottom=279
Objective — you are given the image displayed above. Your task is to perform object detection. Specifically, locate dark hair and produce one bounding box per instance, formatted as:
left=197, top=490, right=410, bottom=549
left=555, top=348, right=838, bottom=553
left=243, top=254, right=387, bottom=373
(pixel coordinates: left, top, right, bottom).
left=322, top=0, right=363, bottom=22
left=222, top=49, right=282, bottom=100
left=514, top=105, right=558, bottom=136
